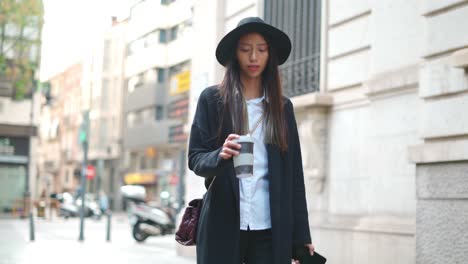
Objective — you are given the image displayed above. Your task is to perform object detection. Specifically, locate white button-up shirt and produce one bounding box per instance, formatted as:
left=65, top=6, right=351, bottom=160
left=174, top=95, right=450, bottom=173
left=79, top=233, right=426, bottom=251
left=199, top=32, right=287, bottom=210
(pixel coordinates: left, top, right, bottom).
left=239, top=95, right=271, bottom=230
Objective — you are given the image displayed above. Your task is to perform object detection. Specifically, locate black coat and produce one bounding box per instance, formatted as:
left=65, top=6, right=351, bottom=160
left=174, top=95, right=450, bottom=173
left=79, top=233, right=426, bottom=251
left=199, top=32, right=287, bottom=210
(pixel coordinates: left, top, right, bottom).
left=188, top=86, right=311, bottom=264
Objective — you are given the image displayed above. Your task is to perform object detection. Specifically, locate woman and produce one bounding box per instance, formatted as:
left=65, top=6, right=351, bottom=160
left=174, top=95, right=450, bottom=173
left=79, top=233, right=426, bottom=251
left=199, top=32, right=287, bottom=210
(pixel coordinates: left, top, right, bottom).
left=188, top=17, right=315, bottom=264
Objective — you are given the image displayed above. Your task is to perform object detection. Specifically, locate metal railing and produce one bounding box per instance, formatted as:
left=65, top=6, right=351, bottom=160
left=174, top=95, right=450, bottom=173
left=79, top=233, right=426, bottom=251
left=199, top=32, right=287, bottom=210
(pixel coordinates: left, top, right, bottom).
left=264, top=0, right=322, bottom=97
left=280, top=54, right=320, bottom=97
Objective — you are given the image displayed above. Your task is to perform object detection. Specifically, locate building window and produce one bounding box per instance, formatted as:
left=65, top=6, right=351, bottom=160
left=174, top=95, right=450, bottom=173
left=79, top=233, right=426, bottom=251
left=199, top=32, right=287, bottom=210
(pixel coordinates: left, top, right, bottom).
left=169, top=25, right=178, bottom=41
left=159, top=29, right=167, bottom=43
left=169, top=60, right=190, bottom=78
left=155, top=105, right=164, bottom=121
left=157, top=68, right=165, bottom=83
left=264, top=0, right=321, bottom=97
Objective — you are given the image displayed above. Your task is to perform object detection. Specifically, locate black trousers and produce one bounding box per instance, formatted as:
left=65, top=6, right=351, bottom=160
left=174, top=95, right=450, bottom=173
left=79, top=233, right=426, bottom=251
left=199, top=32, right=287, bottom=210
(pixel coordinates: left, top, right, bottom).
left=240, top=228, right=273, bottom=264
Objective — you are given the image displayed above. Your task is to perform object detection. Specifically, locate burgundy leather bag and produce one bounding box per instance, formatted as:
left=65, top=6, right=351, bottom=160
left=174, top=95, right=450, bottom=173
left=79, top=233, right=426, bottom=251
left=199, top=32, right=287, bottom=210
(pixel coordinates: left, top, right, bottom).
left=175, top=198, right=203, bottom=246
left=176, top=176, right=215, bottom=246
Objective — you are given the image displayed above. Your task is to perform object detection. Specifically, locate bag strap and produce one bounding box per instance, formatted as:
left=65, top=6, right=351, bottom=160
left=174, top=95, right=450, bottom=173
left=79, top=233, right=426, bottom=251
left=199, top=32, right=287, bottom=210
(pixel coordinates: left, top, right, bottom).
left=206, top=176, right=216, bottom=191
left=248, top=114, right=264, bottom=135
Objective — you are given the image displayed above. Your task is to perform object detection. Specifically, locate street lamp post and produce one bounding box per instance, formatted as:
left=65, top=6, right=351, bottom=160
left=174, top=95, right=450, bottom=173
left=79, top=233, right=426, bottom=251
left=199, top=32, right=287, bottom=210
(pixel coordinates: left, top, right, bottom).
left=26, top=91, right=35, bottom=241
left=78, top=110, right=89, bottom=241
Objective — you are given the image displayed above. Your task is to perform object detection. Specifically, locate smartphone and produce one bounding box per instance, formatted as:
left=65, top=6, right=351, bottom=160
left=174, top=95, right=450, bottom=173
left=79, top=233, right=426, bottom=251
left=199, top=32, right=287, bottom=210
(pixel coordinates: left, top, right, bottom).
left=294, top=246, right=327, bottom=264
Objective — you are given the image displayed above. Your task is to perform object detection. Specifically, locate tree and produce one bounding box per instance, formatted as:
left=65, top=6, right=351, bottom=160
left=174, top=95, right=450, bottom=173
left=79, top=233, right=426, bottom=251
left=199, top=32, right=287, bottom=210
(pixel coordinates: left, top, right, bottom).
left=0, top=0, right=44, bottom=100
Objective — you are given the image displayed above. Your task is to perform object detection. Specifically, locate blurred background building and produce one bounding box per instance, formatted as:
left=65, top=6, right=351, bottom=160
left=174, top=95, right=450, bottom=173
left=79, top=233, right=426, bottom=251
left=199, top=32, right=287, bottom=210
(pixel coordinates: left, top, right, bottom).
left=37, top=63, right=82, bottom=198
left=80, top=17, right=128, bottom=210
left=0, top=0, right=43, bottom=218
left=121, top=0, right=194, bottom=207
left=36, top=16, right=129, bottom=211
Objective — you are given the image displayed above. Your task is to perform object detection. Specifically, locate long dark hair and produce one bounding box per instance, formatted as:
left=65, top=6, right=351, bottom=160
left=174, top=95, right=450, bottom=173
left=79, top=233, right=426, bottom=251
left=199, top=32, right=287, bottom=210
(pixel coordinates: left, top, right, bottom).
left=218, top=33, right=288, bottom=152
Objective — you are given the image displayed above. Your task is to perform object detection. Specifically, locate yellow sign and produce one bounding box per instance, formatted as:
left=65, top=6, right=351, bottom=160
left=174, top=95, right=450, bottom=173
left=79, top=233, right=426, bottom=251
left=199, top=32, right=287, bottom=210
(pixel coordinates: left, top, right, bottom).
left=124, top=173, right=157, bottom=185
left=170, top=70, right=191, bottom=95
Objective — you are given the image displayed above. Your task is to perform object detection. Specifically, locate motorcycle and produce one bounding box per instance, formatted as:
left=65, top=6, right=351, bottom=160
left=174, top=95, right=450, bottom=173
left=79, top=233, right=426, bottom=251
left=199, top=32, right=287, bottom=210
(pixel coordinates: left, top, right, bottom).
left=121, top=185, right=176, bottom=242
left=54, top=192, right=101, bottom=219
left=129, top=201, right=175, bottom=242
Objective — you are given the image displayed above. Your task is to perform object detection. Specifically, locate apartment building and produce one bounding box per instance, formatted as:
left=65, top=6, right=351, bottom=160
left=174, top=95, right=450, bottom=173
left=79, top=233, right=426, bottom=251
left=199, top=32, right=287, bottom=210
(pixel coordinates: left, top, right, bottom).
left=0, top=0, right=43, bottom=217
left=122, top=0, right=194, bottom=206
left=81, top=17, right=128, bottom=209
left=37, top=64, right=82, bottom=199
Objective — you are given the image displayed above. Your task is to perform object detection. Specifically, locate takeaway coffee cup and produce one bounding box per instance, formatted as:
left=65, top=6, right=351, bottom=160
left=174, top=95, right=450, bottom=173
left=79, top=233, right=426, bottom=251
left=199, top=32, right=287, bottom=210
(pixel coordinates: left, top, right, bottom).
left=233, top=135, right=254, bottom=178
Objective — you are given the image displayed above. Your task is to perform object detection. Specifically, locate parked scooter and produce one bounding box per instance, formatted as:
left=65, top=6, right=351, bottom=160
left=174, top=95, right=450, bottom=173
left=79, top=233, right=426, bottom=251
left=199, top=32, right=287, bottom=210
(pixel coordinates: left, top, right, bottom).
left=76, top=194, right=102, bottom=218
left=121, top=185, right=175, bottom=242
left=58, top=192, right=79, bottom=218
left=54, top=192, right=101, bottom=219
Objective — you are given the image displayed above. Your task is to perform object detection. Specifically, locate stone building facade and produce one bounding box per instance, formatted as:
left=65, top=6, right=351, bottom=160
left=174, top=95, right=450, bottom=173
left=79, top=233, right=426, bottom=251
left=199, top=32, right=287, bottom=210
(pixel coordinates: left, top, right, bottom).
left=181, top=1, right=468, bottom=263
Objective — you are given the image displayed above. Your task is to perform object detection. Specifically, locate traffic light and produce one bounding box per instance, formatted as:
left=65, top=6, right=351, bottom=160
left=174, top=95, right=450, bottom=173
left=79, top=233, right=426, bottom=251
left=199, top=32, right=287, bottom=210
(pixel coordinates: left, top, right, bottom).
left=41, top=82, right=53, bottom=105
left=79, top=111, right=90, bottom=145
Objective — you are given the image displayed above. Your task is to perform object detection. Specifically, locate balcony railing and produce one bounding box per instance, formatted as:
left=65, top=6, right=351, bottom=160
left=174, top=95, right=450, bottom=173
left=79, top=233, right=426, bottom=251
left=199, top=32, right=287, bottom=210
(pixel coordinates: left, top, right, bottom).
left=264, top=0, right=321, bottom=97
left=280, top=53, right=320, bottom=98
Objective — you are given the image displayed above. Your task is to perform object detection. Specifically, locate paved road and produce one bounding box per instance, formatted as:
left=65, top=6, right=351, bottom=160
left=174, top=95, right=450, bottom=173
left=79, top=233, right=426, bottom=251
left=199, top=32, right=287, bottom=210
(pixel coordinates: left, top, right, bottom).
left=0, top=214, right=196, bottom=264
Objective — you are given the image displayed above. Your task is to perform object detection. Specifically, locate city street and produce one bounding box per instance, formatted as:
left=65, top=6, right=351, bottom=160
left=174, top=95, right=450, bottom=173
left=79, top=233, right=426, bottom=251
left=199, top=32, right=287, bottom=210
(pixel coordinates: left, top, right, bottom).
left=0, top=213, right=195, bottom=264
left=3, top=0, right=468, bottom=263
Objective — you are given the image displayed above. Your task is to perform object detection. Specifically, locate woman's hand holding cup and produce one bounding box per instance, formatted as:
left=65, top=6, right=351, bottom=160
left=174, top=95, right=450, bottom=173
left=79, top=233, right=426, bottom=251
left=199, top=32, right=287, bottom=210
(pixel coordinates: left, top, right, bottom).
left=219, top=134, right=241, bottom=160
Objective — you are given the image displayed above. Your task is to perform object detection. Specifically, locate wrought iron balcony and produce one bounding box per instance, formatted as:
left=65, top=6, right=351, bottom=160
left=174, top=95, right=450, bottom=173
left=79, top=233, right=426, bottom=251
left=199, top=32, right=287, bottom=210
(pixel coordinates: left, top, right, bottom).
left=280, top=53, right=320, bottom=98
left=264, top=0, right=322, bottom=97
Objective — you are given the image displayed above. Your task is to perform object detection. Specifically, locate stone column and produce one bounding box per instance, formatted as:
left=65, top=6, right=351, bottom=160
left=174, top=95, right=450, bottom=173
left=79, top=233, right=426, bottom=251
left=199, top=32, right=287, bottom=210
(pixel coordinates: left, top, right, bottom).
left=291, top=93, right=333, bottom=214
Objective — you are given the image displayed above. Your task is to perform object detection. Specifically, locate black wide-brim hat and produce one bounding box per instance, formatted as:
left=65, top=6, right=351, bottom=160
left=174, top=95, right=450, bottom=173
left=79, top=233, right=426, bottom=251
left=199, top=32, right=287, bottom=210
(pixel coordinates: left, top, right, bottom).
left=216, top=17, right=292, bottom=66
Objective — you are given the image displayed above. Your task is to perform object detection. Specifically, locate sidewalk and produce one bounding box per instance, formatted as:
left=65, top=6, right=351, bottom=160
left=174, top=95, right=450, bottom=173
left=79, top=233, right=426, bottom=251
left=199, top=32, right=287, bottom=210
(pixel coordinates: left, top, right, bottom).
left=0, top=213, right=196, bottom=264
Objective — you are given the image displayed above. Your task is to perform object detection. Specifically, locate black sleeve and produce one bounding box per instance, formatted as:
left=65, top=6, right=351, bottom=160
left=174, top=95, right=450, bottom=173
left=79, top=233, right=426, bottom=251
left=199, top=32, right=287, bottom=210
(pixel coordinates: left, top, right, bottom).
left=188, top=89, right=230, bottom=178
left=287, top=99, right=312, bottom=246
